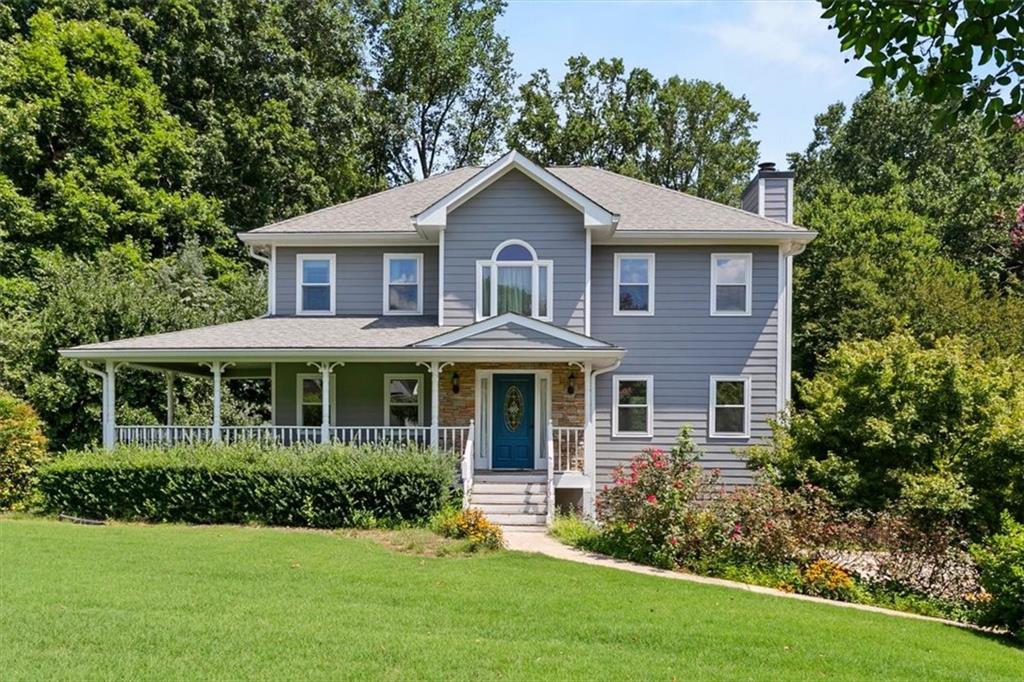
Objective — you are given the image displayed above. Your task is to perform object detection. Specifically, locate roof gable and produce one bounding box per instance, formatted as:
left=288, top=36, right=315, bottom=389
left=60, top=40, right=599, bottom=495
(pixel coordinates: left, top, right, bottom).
left=415, top=313, right=615, bottom=350
left=413, top=151, right=617, bottom=234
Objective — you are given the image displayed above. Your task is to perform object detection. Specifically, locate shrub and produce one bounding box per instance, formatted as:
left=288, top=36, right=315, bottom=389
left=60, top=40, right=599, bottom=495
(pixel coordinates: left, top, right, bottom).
left=971, top=513, right=1024, bottom=638
left=36, top=442, right=455, bottom=528
left=799, top=559, right=856, bottom=601
left=434, top=508, right=503, bottom=550
left=549, top=513, right=601, bottom=549
left=0, top=390, right=48, bottom=509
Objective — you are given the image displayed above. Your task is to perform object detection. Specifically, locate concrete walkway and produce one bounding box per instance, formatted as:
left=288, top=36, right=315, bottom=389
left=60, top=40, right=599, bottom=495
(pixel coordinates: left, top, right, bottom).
left=503, top=529, right=975, bottom=630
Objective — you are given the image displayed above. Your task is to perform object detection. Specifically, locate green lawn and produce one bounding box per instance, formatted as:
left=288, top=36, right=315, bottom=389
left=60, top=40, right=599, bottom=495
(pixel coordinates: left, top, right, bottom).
left=1, top=518, right=1020, bottom=681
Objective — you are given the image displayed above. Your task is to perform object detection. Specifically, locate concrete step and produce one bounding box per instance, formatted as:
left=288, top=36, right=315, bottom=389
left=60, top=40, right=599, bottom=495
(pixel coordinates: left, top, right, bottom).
left=475, top=502, right=547, bottom=515
left=473, top=473, right=546, bottom=484
left=485, top=513, right=547, bottom=526
left=471, top=493, right=547, bottom=505
left=471, top=482, right=546, bottom=495
left=499, top=525, right=547, bottom=533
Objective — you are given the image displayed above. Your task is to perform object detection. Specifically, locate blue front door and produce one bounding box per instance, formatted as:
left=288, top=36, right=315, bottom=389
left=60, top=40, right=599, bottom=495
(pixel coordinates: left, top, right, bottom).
left=491, top=374, right=535, bottom=469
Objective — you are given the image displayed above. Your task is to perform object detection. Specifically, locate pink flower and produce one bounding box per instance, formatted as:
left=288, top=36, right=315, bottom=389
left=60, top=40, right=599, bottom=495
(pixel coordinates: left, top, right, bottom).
left=646, top=495, right=657, bottom=505
left=668, top=537, right=679, bottom=546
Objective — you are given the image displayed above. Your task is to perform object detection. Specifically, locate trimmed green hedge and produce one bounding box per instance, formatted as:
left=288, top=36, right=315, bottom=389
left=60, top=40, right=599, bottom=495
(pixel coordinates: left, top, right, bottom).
left=37, top=443, right=456, bottom=528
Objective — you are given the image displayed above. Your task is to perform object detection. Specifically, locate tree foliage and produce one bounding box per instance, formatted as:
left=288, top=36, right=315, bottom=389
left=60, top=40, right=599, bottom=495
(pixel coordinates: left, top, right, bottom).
left=752, top=333, right=1024, bottom=533
left=508, top=56, right=760, bottom=204
left=821, top=0, right=1024, bottom=130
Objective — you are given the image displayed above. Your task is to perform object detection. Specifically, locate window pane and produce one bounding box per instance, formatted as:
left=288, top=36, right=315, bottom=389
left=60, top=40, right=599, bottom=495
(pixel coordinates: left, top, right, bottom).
left=716, top=380, right=745, bottom=406
left=302, top=284, right=331, bottom=311
left=619, top=257, right=649, bottom=284
left=618, top=380, right=647, bottom=405
left=618, top=284, right=649, bottom=311
left=388, top=378, right=420, bottom=405
left=715, top=406, right=745, bottom=434
left=389, top=405, right=420, bottom=426
left=388, top=284, right=418, bottom=311
left=302, top=404, right=323, bottom=427
left=481, top=270, right=492, bottom=316
left=389, top=258, right=418, bottom=284
left=715, top=285, right=746, bottom=312
left=496, top=244, right=533, bottom=261
left=617, top=406, right=648, bottom=433
left=496, top=266, right=532, bottom=315
left=714, top=256, right=748, bottom=285
left=538, top=265, right=548, bottom=317
left=302, top=259, right=330, bottom=284
left=302, top=378, right=323, bottom=404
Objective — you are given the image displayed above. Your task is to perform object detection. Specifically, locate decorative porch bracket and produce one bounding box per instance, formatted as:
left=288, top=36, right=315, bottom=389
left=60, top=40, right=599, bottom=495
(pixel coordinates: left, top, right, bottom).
left=307, top=361, right=344, bottom=442
left=417, top=361, right=453, bottom=448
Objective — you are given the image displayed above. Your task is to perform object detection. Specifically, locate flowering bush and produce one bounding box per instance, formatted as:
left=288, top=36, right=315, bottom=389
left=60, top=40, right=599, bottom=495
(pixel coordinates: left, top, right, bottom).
left=799, top=559, right=855, bottom=601
left=435, top=507, right=504, bottom=550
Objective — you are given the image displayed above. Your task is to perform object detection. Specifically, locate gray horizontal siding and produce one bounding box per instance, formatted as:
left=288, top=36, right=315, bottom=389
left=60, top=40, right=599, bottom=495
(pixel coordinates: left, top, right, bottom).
left=275, top=246, right=438, bottom=316
left=444, top=323, right=578, bottom=349
left=444, top=170, right=586, bottom=330
left=591, top=245, right=780, bottom=486
left=274, top=362, right=433, bottom=426
left=762, top=178, right=790, bottom=222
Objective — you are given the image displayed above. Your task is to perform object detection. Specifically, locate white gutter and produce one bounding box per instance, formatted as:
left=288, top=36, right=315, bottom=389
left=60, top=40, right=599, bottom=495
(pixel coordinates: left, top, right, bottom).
left=59, top=347, right=626, bottom=363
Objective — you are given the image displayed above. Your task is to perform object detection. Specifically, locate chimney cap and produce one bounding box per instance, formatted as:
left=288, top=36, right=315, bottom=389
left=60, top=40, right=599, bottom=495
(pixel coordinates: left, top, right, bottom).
left=758, top=161, right=777, bottom=173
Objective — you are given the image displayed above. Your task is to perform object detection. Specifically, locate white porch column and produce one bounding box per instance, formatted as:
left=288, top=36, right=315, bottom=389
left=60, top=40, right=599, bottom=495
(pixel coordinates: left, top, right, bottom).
left=320, top=363, right=331, bottom=443
left=165, top=372, right=176, bottom=426
left=429, top=361, right=440, bottom=447
left=211, top=361, right=223, bottom=443
left=582, top=361, right=595, bottom=516
left=106, top=360, right=118, bottom=450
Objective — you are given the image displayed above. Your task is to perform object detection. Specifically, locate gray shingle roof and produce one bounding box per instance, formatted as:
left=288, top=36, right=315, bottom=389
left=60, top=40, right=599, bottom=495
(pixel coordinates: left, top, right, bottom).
left=240, top=163, right=807, bottom=236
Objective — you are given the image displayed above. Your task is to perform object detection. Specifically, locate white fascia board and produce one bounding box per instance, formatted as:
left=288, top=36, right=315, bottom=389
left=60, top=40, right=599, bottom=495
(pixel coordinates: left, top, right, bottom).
left=414, top=151, right=616, bottom=231
left=415, top=312, right=611, bottom=349
left=59, top=346, right=625, bottom=363
left=237, top=232, right=433, bottom=247
left=592, top=230, right=817, bottom=246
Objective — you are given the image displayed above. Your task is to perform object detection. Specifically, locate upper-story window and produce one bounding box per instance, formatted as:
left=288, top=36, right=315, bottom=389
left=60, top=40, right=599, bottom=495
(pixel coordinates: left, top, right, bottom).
left=476, top=240, right=553, bottom=321
left=710, top=253, right=752, bottom=316
left=297, top=254, right=335, bottom=315
left=614, top=253, right=655, bottom=315
left=383, top=254, right=423, bottom=315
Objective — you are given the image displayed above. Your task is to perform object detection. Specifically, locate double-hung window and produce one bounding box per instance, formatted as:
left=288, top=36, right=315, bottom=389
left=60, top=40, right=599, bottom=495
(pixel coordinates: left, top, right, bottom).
left=384, top=374, right=423, bottom=426
left=297, top=374, right=327, bottom=426
left=710, top=253, right=752, bottom=315
left=383, top=254, right=423, bottom=315
left=297, top=254, right=335, bottom=315
left=614, top=253, right=655, bottom=315
left=476, top=240, right=553, bottom=321
left=612, top=375, right=653, bottom=437
left=709, top=375, right=751, bottom=438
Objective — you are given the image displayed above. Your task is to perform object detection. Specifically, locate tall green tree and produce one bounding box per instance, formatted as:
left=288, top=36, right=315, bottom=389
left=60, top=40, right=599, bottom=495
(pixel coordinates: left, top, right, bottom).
left=0, top=12, right=227, bottom=273
left=508, top=56, right=759, bottom=204
left=363, top=0, right=516, bottom=182
left=821, top=0, right=1024, bottom=131
left=789, top=88, right=1024, bottom=286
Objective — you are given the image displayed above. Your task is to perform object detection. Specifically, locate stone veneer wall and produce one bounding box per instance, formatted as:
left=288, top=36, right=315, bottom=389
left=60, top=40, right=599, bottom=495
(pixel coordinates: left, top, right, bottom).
left=438, top=363, right=585, bottom=427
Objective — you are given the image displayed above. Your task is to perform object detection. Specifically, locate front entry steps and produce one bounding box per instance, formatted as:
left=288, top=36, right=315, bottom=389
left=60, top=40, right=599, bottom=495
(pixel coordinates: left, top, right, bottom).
left=469, top=471, right=547, bottom=528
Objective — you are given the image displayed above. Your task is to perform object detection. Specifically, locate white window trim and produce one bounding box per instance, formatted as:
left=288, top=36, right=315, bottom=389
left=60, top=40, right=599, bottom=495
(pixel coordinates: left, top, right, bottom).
left=708, top=374, right=751, bottom=439
left=296, top=253, right=336, bottom=315
left=710, top=252, right=753, bottom=317
left=382, top=253, right=424, bottom=316
left=475, top=239, right=554, bottom=322
left=296, top=372, right=335, bottom=426
left=383, top=373, right=425, bottom=426
left=611, top=375, right=654, bottom=438
left=613, top=253, right=655, bottom=316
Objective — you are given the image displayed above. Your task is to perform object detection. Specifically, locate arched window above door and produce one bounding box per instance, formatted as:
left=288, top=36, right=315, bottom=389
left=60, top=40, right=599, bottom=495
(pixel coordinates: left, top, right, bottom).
left=476, top=240, right=553, bottom=321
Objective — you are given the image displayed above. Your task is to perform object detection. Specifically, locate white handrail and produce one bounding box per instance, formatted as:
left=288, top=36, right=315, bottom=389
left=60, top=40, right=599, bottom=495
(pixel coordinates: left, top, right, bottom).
left=551, top=426, right=585, bottom=472
left=461, top=419, right=475, bottom=509
left=115, top=424, right=470, bottom=450
left=546, top=419, right=555, bottom=525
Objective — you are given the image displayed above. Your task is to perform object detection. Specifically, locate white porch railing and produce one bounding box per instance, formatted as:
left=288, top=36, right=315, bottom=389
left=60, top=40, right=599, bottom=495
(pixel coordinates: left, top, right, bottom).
left=461, top=419, right=475, bottom=509
left=552, top=426, right=584, bottom=473
left=115, top=424, right=469, bottom=451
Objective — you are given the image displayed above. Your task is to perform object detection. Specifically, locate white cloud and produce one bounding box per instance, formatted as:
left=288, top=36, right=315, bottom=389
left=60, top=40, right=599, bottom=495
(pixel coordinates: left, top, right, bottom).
left=702, top=1, right=848, bottom=77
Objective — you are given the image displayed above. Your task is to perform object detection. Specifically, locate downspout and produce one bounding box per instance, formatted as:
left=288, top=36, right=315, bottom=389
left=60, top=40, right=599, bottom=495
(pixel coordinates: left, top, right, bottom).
left=79, top=361, right=112, bottom=450
left=585, top=358, right=622, bottom=517
left=247, top=245, right=272, bottom=316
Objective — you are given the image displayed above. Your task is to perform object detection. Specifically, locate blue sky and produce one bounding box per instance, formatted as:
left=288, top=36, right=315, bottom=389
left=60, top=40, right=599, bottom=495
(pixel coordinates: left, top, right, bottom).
left=497, top=0, right=867, bottom=169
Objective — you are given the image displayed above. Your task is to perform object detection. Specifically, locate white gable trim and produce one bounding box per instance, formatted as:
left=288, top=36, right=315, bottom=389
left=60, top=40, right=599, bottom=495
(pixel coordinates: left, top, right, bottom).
left=416, top=313, right=610, bottom=349
left=414, top=151, right=617, bottom=231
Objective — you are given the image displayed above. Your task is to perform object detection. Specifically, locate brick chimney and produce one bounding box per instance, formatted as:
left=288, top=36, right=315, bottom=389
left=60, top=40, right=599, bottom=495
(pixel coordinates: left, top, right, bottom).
left=740, top=161, right=795, bottom=223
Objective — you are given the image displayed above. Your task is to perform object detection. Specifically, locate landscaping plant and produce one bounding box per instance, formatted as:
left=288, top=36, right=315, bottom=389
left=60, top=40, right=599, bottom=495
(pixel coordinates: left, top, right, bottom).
left=0, top=390, right=48, bottom=509
left=433, top=507, right=504, bottom=550
left=971, top=513, right=1024, bottom=640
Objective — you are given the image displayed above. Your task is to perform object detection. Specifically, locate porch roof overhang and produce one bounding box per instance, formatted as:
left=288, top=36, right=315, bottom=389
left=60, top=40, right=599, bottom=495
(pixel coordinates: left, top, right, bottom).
left=59, top=314, right=625, bottom=366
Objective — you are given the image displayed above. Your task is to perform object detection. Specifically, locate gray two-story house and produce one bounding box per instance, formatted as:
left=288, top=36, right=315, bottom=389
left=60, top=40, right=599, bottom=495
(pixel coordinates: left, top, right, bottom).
left=61, top=151, right=814, bottom=526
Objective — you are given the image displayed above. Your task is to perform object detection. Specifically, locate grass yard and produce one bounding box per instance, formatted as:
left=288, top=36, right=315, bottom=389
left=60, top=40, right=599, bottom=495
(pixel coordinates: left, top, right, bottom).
left=1, top=518, right=1020, bottom=681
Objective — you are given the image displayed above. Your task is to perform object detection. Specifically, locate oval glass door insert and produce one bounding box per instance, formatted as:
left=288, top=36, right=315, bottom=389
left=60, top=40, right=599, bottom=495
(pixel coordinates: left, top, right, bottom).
left=504, top=385, right=524, bottom=432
